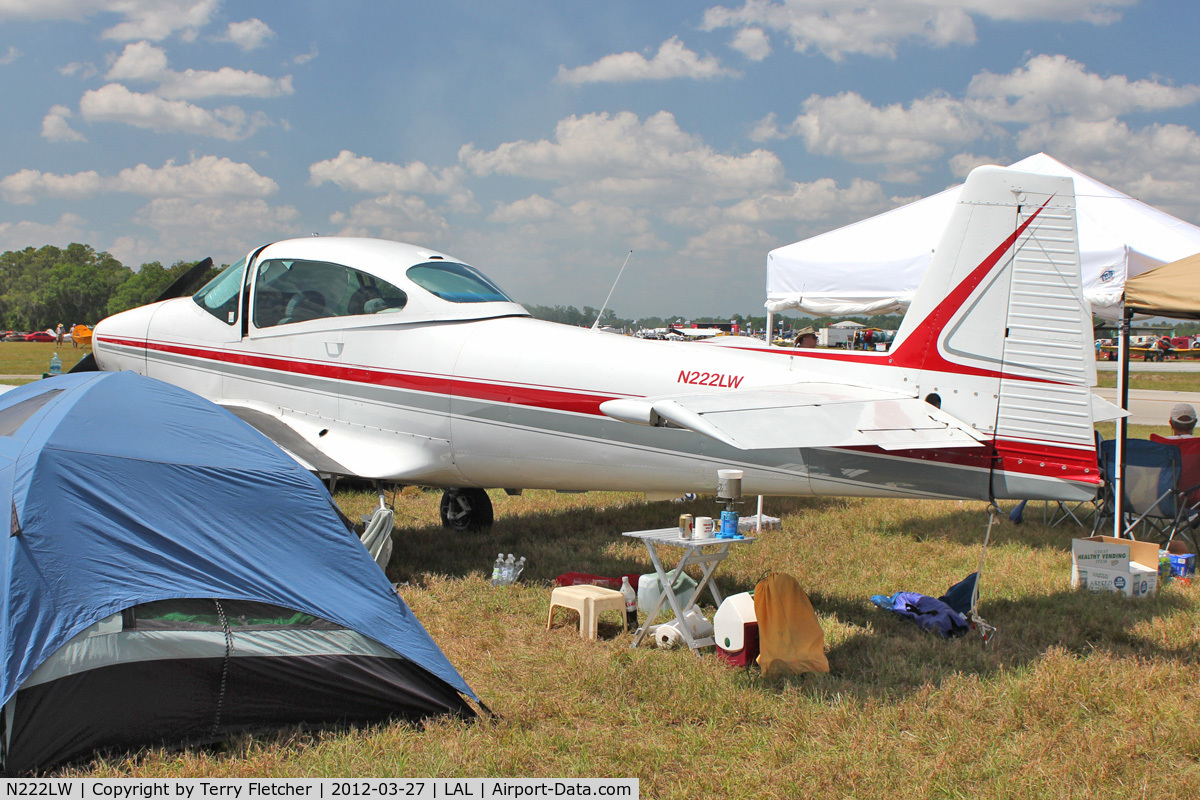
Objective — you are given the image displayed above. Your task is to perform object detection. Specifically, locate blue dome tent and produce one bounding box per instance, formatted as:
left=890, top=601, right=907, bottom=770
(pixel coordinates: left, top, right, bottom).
left=0, top=371, right=476, bottom=773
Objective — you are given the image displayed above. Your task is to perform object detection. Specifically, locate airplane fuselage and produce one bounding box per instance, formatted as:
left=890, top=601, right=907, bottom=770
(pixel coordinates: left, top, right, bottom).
left=94, top=304, right=1083, bottom=503
left=93, top=167, right=1108, bottom=510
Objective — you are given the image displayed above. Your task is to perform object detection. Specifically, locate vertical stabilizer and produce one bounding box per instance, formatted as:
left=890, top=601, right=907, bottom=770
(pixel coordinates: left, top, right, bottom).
left=887, top=165, right=1099, bottom=500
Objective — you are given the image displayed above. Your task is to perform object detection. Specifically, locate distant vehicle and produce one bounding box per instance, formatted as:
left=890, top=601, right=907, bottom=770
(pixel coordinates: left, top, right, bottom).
left=25, top=331, right=54, bottom=342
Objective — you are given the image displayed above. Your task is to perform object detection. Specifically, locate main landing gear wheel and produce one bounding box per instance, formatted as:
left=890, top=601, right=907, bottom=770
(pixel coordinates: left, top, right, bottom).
left=440, top=488, right=494, bottom=531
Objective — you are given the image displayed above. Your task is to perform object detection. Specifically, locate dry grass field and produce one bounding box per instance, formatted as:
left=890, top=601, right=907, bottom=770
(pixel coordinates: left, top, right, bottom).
left=4, top=350, right=1199, bottom=795
left=66, top=489, right=1200, bottom=795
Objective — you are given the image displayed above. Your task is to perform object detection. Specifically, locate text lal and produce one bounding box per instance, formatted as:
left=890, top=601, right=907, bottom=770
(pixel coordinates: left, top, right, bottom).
left=441, top=784, right=600, bottom=797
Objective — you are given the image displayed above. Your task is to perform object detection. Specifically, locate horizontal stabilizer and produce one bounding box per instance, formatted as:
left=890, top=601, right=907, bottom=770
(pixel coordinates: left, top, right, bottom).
left=601, top=383, right=986, bottom=451
left=1090, top=393, right=1129, bottom=423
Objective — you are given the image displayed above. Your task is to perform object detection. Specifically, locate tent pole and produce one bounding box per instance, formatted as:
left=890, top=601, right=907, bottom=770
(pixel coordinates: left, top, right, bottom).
left=1113, top=307, right=1132, bottom=537
left=765, top=310, right=773, bottom=344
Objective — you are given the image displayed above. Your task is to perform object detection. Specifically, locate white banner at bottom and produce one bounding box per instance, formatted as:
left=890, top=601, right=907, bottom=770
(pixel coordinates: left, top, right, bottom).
left=0, top=779, right=638, bottom=800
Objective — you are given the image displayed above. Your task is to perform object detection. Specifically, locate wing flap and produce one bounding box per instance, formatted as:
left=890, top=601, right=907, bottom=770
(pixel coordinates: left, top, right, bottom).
left=600, top=383, right=986, bottom=451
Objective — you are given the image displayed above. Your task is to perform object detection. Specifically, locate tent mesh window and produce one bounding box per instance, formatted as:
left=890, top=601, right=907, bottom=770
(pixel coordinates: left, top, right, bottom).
left=0, top=390, right=63, bottom=436
left=126, top=599, right=343, bottom=631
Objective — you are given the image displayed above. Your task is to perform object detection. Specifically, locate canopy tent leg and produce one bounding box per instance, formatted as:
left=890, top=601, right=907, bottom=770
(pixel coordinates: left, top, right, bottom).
left=1114, top=308, right=1132, bottom=537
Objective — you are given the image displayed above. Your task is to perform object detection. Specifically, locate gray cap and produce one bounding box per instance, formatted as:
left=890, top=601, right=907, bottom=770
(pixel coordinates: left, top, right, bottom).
left=1171, top=403, right=1196, bottom=425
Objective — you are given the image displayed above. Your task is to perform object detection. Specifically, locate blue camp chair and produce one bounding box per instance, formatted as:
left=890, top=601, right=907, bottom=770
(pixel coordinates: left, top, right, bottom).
left=1093, top=438, right=1194, bottom=545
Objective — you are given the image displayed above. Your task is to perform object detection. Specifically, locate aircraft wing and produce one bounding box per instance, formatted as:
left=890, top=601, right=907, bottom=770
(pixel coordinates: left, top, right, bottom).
left=220, top=404, right=449, bottom=480
left=223, top=406, right=350, bottom=475
left=600, top=383, right=987, bottom=451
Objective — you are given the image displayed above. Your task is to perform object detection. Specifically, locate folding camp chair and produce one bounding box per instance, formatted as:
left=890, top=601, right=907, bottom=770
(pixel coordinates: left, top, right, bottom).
left=1093, top=438, right=1194, bottom=547
left=1150, top=434, right=1200, bottom=552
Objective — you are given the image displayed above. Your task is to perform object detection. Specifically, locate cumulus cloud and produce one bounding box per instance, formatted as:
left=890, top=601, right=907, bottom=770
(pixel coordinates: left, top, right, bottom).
left=100, top=0, right=218, bottom=42
left=79, top=83, right=268, bottom=139
left=222, top=18, right=274, bottom=51
left=729, top=27, right=770, bottom=61
left=459, top=111, right=782, bottom=203
left=106, top=41, right=294, bottom=99
left=680, top=223, right=777, bottom=259
left=2, top=169, right=103, bottom=204
left=0, top=0, right=216, bottom=41
left=788, top=91, right=989, bottom=164
left=488, top=194, right=562, bottom=224
left=328, top=193, right=449, bottom=242
left=967, top=54, right=1200, bottom=123
left=701, top=0, right=1134, bottom=61
left=948, top=152, right=1000, bottom=178
left=556, top=36, right=737, bottom=84
left=132, top=197, right=300, bottom=247
left=41, top=105, right=87, bottom=142
left=0, top=213, right=88, bottom=252
left=293, top=46, right=318, bottom=65
left=724, top=177, right=893, bottom=224
left=1, top=156, right=278, bottom=203
left=309, top=151, right=466, bottom=195
left=1016, top=118, right=1200, bottom=206
left=0, top=45, right=19, bottom=65
left=59, top=61, right=100, bottom=78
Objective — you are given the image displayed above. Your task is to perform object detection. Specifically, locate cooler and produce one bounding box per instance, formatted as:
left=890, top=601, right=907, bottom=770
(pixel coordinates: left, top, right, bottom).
left=714, top=592, right=759, bottom=667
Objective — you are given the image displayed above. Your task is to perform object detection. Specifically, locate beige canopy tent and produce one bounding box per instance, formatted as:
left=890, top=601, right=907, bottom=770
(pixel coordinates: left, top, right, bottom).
left=1124, top=252, right=1200, bottom=320
left=1110, top=249, right=1200, bottom=537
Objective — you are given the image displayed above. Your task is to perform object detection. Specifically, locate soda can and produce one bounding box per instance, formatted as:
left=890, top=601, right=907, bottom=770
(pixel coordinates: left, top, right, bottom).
left=679, top=514, right=693, bottom=539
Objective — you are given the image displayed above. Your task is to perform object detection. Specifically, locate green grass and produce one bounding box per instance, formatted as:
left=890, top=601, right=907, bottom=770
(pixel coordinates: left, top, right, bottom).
left=0, top=341, right=92, bottom=375
left=1095, top=370, right=1200, bottom=392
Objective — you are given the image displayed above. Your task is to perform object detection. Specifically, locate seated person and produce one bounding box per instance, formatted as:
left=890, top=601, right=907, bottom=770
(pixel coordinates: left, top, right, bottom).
left=1167, top=403, right=1196, bottom=438
left=1151, top=404, right=1200, bottom=512
left=793, top=326, right=818, bottom=348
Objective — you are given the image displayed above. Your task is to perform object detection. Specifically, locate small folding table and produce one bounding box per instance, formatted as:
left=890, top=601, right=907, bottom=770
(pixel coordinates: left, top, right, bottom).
left=622, top=526, right=755, bottom=652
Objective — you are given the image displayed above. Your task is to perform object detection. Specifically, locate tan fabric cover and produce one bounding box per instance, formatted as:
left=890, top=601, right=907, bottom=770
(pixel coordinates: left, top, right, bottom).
left=754, top=572, right=829, bottom=676
left=1125, top=252, right=1200, bottom=320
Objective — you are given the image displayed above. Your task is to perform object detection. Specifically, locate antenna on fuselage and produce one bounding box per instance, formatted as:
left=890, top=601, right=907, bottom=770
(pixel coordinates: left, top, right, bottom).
left=592, top=249, right=633, bottom=330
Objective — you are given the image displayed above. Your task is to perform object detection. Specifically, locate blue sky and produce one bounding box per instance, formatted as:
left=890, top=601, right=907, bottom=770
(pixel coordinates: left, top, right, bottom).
left=2, top=0, right=1199, bottom=318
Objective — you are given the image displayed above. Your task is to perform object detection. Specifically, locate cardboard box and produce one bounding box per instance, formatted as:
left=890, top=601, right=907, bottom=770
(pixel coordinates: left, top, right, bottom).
left=1071, top=536, right=1160, bottom=597
left=1074, top=563, right=1158, bottom=597
left=1170, top=553, right=1196, bottom=577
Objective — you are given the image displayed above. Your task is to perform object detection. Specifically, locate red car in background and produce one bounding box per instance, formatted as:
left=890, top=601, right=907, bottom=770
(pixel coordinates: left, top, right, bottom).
left=24, top=331, right=55, bottom=342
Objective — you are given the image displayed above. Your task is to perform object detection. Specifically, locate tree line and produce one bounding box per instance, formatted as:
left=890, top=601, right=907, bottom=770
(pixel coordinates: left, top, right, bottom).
left=15, top=242, right=1192, bottom=338
left=0, top=244, right=216, bottom=330
left=0, top=243, right=909, bottom=335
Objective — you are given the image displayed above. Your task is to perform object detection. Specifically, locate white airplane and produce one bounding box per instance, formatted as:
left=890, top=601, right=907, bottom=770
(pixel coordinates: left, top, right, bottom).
left=90, top=166, right=1115, bottom=529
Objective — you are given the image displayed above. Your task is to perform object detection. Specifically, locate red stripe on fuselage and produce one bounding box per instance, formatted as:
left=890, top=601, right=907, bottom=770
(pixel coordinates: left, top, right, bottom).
left=96, top=334, right=1096, bottom=484
left=97, top=335, right=618, bottom=416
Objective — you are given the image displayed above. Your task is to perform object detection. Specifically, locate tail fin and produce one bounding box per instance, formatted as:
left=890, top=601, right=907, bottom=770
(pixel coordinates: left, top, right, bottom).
left=888, top=165, right=1101, bottom=500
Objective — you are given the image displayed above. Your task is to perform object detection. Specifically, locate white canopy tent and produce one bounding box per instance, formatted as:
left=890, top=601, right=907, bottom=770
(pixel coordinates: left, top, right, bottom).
left=766, top=154, right=1200, bottom=320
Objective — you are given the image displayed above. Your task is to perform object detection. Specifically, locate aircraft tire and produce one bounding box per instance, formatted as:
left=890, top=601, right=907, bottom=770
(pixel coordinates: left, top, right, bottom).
left=440, top=488, right=494, bottom=530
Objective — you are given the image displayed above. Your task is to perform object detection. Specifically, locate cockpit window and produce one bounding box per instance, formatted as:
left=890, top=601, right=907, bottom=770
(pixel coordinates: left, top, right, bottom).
left=406, top=261, right=511, bottom=303
left=192, top=257, right=246, bottom=324
left=252, top=258, right=408, bottom=329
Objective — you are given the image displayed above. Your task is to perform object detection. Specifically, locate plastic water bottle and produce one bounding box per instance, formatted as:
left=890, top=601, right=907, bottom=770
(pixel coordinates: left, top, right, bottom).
left=512, top=556, right=526, bottom=584
left=621, top=576, right=638, bottom=631
left=490, top=553, right=504, bottom=587
left=49, top=353, right=62, bottom=375
left=502, top=554, right=515, bottom=584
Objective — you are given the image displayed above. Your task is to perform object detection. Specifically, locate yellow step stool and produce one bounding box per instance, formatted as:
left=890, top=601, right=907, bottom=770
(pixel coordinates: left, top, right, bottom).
left=546, top=585, right=627, bottom=640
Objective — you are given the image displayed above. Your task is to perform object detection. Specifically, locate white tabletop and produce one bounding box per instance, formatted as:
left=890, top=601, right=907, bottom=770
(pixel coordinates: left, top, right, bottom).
left=622, top=527, right=756, bottom=547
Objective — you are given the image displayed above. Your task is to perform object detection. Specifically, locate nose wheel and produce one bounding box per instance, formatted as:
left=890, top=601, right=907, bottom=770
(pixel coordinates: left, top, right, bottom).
left=440, top=488, right=494, bottom=530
